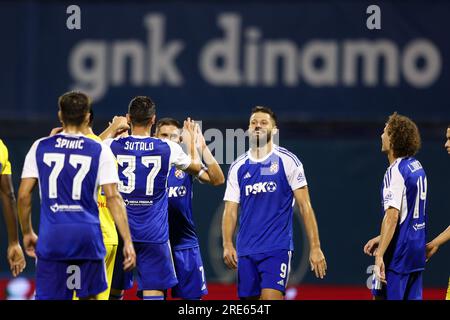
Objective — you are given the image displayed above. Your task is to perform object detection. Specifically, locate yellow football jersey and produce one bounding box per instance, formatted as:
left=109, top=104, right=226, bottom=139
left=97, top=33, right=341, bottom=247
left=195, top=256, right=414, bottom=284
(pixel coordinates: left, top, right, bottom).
left=0, top=139, right=12, bottom=175
left=86, top=134, right=118, bottom=245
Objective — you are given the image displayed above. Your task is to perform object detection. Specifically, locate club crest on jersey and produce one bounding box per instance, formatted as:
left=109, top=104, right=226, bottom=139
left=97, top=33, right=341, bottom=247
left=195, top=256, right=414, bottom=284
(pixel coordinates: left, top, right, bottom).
left=245, top=181, right=277, bottom=196
left=269, top=162, right=279, bottom=174
left=174, top=169, right=185, bottom=179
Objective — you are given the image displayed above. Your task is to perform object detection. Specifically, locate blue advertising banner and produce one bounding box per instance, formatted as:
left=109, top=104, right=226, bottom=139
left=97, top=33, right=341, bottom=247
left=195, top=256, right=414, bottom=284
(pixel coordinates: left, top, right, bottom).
left=0, top=1, right=449, bottom=121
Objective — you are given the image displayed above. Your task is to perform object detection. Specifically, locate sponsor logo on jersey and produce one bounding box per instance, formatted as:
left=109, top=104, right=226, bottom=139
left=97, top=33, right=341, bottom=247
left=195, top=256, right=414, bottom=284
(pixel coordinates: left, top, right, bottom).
left=123, top=199, right=153, bottom=206
left=383, top=191, right=394, bottom=204
left=277, top=279, right=285, bottom=286
left=50, top=203, right=83, bottom=213
left=168, top=186, right=187, bottom=197
left=413, top=222, right=426, bottom=231
left=297, top=171, right=305, bottom=183
left=243, top=172, right=251, bottom=179
left=244, top=181, right=277, bottom=196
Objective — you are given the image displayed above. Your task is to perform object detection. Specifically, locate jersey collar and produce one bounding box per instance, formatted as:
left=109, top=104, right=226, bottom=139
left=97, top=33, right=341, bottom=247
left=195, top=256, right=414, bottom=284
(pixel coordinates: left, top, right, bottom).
left=247, top=144, right=276, bottom=163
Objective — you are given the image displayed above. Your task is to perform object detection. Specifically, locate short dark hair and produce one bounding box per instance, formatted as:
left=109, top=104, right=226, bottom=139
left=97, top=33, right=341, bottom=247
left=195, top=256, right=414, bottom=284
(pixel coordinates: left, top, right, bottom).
left=58, top=91, right=91, bottom=126
left=251, top=106, right=277, bottom=125
left=156, top=118, right=182, bottom=131
left=128, top=96, right=156, bottom=127
left=386, top=112, right=421, bottom=158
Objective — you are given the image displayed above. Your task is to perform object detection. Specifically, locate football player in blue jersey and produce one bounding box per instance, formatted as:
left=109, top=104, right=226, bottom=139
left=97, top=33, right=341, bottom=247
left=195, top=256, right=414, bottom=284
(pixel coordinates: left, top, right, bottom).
left=105, top=97, right=205, bottom=300
left=155, top=118, right=224, bottom=300
left=222, top=106, right=327, bottom=300
left=364, top=112, right=426, bottom=300
left=17, top=91, right=136, bottom=300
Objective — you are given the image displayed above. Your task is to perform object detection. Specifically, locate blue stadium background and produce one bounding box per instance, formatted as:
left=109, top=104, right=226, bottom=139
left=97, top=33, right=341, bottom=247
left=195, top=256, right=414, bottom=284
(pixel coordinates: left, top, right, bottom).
left=0, top=0, right=448, bottom=298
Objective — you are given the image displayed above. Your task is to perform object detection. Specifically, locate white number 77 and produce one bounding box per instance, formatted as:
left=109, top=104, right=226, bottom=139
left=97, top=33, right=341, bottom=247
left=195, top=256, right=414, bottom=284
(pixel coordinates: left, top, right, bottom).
left=44, top=153, right=91, bottom=200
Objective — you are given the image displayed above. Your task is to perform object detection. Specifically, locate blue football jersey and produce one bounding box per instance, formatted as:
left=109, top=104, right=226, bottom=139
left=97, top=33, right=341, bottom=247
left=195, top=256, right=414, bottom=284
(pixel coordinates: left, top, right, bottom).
left=223, top=146, right=307, bottom=256
left=104, top=136, right=191, bottom=243
left=21, top=133, right=119, bottom=260
left=167, top=166, right=199, bottom=250
left=381, top=157, right=427, bottom=274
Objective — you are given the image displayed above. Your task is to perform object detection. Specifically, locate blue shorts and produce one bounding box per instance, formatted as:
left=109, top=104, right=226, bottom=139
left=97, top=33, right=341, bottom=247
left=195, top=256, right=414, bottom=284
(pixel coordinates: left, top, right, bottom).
left=111, top=244, right=133, bottom=291
left=171, top=246, right=208, bottom=299
left=237, top=250, right=292, bottom=298
left=112, top=241, right=178, bottom=294
left=372, top=270, right=423, bottom=300
left=35, top=258, right=107, bottom=300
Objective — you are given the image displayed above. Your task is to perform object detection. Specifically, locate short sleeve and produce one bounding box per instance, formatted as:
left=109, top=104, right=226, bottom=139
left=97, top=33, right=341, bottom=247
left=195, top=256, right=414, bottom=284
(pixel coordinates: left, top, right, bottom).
left=98, top=144, right=120, bottom=186
left=223, top=161, right=242, bottom=203
left=21, top=139, right=40, bottom=179
left=103, top=138, right=114, bottom=148
left=383, top=165, right=405, bottom=211
left=279, top=151, right=308, bottom=191
left=0, top=141, right=12, bottom=175
left=167, top=140, right=192, bottom=170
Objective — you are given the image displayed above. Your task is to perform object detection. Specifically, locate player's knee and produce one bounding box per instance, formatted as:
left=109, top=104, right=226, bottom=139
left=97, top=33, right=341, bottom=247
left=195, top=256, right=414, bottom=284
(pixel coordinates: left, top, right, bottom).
left=260, top=289, right=283, bottom=300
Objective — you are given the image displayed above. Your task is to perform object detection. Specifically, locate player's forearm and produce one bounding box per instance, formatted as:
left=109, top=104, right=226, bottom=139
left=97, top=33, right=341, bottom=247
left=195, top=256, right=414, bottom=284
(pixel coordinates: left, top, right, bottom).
left=106, top=194, right=133, bottom=243
left=299, top=204, right=321, bottom=250
left=17, top=192, right=33, bottom=235
left=0, top=192, right=19, bottom=244
left=376, top=209, right=399, bottom=257
left=98, top=125, right=116, bottom=140
left=430, top=226, right=450, bottom=247
left=222, top=209, right=237, bottom=247
left=0, top=176, right=19, bottom=243
left=201, top=146, right=225, bottom=186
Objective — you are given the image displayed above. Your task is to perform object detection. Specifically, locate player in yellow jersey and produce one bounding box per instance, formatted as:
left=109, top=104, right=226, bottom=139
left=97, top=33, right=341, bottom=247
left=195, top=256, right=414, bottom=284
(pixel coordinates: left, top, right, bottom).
left=425, top=125, right=450, bottom=300
left=84, top=111, right=130, bottom=300
left=0, top=139, right=26, bottom=277
left=50, top=111, right=129, bottom=300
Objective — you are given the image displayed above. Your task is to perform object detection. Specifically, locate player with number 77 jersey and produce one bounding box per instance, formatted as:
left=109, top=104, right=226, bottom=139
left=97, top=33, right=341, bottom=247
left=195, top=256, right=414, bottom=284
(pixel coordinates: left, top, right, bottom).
left=18, top=91, right=136, bottom=300
left=104, top=96, right=204, bottom=300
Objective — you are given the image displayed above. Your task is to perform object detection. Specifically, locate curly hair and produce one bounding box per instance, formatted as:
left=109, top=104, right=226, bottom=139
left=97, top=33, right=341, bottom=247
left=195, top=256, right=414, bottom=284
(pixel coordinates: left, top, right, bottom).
left=386, top=112, right=421, bottom=158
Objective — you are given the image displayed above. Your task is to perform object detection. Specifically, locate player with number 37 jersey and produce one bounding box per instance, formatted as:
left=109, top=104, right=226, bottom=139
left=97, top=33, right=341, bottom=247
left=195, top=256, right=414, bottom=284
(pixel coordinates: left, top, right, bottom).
left=104, top=136, right=191, bottom=244
left=106, top=96, right=203, bottom=300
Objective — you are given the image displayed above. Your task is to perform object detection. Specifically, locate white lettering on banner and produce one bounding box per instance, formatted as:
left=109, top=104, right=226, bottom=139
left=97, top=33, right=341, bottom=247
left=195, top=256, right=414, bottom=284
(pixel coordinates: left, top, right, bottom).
left=66, top=5, right=81, bottom=30
left=69, top=13, right=442, bottom=101
left=69, top=14, right=184, bottom=100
